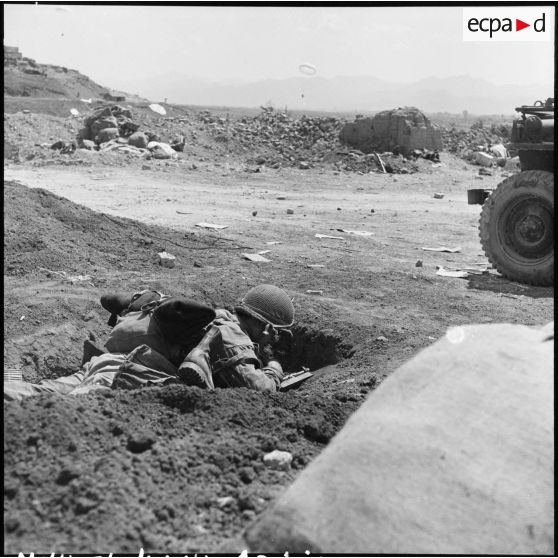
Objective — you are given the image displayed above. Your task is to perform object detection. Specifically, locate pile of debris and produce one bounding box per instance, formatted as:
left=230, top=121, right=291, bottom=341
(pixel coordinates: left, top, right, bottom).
left=50, top=105, right=184, bottom=159
left=333, top=150, right=420, bottom=174
left=199, top=107, right=345, bottom=169
left=441, top=124, right=519, bottom=170
left=441, top=125, right=508, bottom=159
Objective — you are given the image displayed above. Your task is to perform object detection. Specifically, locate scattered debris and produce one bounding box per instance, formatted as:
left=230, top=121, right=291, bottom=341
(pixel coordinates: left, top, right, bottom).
left=433, top=192, right=445, bottom=199
left=375, top=152, right=387, bottom=173
left=306, top=290, right=324, bottom=295
left=195, top=222, right=229, bottom=230
left=170, top=135, right=186, bottom=152
left=266, top=241, right=281, bottom=245
left=148, top=103, right=166, bottom=115
left=376, top=336, right=388, bottom=342
left=51, top=140, right=77, bottom=154
left=242, top=253, right=270, bottom=263
left=148, top=142, right=177, bottom=160
left=252, top=211, right=258, bottom=216
left=257, top=250, right=271, bottom=255
left=307, top=264, right=325, bottom=268
left=337, top=229, right=374, bottom=236
left=67, top=274, right=93, bottom=285
left=436, top=266, right=469, bottom=279
left=490, top=144, right=507, bottom=158
left=70, top=108, right=80, bottom=117
left=216, top=496, right=235, bottom=509
left=315, top=233, right=344, bottom=240
left=262, top=450, right=293, bottom=471
left=157, top=252, right=176, bottom=269
left=286, top=209, right=294, bottom=214
left=473, top=152, right=495, bottom=167
left=422, top=246, right=462, bottom=253
left=415, top=260, right=423, bottom=267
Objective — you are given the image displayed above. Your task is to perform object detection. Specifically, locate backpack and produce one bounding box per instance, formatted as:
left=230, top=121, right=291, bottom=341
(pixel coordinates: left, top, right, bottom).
left=103, top=293, right=216, bottom=364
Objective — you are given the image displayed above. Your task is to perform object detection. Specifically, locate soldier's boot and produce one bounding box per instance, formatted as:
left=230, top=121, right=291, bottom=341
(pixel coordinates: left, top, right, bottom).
left=177, top=326, right=217, bottom=390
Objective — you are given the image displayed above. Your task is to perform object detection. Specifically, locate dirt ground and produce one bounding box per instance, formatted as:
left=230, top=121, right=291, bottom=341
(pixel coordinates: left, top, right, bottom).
left=3, top=107, right=554, bottom=554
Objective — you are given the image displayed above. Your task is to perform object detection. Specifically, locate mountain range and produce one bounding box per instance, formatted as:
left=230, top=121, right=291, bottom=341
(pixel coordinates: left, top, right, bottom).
left=115, top=73, right=552, bottom=115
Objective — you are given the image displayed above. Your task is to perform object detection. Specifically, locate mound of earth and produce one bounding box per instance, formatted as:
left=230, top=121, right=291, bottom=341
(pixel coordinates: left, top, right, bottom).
left=3, top=180, right=374, bottom=553
left=4, top=384, right=356, bottom=554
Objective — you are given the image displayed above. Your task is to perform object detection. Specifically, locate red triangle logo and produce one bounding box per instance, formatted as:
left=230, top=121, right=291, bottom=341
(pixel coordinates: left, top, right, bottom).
left=516, top=19, right=530, bottom=31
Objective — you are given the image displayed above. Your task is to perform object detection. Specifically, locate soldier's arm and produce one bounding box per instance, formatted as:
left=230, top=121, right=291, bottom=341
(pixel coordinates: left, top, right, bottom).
left=218, top=358, right=284, bottom=392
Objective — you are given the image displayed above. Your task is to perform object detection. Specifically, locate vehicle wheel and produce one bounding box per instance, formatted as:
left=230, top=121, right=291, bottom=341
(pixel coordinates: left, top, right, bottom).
left=479, top=170, right=554, bottom=286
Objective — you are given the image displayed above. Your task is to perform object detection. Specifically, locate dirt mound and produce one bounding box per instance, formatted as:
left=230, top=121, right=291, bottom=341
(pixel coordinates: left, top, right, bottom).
left=4, top=180, right=373, bottom=553
left=3, top=179, right=232, bottom=380
left=4, top=384, right=358, bottom=554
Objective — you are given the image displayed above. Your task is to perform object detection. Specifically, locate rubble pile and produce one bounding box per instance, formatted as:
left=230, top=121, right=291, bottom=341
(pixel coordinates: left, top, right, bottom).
left=6, top=100, right=518, bottom=174
left=441, top=125, right=508, bottom=160
left=72, top=105, right=179, bottom=159
left=199, top=107, right=345, bottom=169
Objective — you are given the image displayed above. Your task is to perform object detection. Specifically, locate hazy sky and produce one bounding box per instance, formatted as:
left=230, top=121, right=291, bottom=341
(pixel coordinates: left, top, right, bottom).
left=4, top=4, right=554, bottom=91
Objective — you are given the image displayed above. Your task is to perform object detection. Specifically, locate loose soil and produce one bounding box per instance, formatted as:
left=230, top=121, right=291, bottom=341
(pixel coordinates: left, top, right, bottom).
left=3, top=103, right=553, bottom=554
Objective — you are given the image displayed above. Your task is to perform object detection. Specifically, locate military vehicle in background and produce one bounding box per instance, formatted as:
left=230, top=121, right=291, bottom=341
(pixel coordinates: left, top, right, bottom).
left=468, top=98, right=554, bottom=286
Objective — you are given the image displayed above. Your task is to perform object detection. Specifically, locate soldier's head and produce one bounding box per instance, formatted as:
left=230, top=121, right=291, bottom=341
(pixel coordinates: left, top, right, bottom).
left=235, top=284, right=295, bottom=344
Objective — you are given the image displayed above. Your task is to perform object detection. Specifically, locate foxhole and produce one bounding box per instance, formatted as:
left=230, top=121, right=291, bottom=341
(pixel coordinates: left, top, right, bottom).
left=273, top=323, right=355, bottom=373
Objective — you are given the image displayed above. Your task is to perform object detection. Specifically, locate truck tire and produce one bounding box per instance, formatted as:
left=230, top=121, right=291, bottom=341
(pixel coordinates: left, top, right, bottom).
left=479, top=170, right=553, bottom=286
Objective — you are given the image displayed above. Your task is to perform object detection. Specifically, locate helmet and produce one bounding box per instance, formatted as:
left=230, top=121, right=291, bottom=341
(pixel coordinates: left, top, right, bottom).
left=236, top=284, right=295, bottom=328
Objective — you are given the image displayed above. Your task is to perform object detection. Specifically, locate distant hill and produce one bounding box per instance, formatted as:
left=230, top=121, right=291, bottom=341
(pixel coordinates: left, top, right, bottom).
left=121, top=72, right=551, bottom=115
left=4, top=46, right=551, bottom=115
left=3, top=45, right=147, bottom=103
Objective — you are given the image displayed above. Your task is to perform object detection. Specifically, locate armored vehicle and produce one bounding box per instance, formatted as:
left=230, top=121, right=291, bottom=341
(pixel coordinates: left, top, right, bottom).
left=468, top=98, right=554, bottom=286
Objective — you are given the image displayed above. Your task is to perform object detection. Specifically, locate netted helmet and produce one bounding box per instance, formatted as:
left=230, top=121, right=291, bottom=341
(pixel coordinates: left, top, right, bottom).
left=236, top=284, right=295, bottom=328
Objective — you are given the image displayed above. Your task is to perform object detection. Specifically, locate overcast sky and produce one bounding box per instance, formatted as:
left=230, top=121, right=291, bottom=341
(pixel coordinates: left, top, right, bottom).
left=4, top=4, right=554, bottom=91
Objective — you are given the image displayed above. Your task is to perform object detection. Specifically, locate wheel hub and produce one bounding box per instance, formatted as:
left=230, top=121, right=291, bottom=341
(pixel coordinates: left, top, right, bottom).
left=503, top=197, right=553, bottom=259
left=516, top=214, right=547, bottom=244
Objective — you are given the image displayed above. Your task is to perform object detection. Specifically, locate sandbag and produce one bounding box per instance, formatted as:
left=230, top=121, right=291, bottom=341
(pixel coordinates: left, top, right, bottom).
left=128, top=131, right=149, bottom=149
left=227, top=322, right=554, bottom=555
left=148, top=141, right=176, bottom=159
left=96, top=127, right=119, bottom=144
